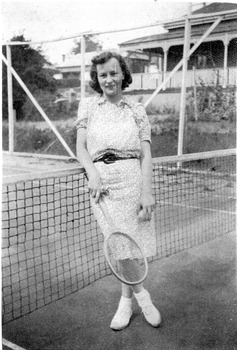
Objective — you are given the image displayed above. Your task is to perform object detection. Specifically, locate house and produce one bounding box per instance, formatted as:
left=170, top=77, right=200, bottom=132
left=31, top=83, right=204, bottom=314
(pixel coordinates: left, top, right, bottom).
left=119, top=2, right=237, bottom=90
left=56, top=51, right=97, bottom=81
left=56, top=49, right=150, bottom=81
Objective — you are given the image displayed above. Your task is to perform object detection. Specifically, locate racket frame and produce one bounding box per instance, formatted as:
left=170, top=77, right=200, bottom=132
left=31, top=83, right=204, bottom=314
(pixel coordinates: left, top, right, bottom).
left=103, top=230, right=148, bottom=285
left=99, top=197, right=149, bottom=285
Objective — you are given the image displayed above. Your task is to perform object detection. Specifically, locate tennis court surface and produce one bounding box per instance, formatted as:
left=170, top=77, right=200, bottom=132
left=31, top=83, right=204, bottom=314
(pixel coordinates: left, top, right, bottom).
left=2, top=152, right=79, bottom=176
left=2, top=149, right=236, bottom=349
left=2, top=231, right=236, bottom=350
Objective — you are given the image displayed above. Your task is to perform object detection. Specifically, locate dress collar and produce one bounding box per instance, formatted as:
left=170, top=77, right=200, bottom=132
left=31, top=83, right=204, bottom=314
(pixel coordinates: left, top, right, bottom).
left=97, top=95, right=132, bottom=107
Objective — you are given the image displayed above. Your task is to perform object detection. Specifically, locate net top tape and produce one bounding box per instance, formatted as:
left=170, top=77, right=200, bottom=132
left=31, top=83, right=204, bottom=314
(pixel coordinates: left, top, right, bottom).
left=2, top=149, right=236, bottom=185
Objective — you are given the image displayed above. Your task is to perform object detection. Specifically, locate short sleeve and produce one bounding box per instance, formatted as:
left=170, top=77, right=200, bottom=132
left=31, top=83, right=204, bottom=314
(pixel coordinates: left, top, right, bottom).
left=73, top=98, right=89, bottom=129
left=134, top=103, right=151, bottom=143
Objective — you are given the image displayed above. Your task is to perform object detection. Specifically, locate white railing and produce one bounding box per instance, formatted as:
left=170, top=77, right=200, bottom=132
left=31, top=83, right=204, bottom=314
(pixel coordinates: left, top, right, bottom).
left=127, top=67, right=237, bottom=91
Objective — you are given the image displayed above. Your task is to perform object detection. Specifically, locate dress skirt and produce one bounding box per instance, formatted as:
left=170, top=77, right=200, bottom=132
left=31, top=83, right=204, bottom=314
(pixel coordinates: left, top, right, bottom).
left=91, top=158, right=157, bottom=260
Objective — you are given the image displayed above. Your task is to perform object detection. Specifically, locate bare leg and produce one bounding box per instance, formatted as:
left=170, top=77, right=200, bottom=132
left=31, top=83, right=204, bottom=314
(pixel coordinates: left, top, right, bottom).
left=119, top=258, right=144, bottom=284
left=121, top=281, right=143, bottom=295
left=131, top=283, right=143, bottom=294
left=119, top=258, right=144, bottom=294
left=121, top=283, right=133, bottom=298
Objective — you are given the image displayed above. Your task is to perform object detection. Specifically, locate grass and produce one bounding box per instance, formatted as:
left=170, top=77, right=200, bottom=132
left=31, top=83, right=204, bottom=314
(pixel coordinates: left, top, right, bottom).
left=2, top=118, right=236, bottom=158
left=2, top=124, right=77, bottom=156
left=151, top=128, right=236, bottom=158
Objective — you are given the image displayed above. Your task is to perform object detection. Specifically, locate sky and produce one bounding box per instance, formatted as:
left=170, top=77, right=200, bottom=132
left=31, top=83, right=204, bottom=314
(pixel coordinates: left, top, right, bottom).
left=1, top=0, right=212, bottom=64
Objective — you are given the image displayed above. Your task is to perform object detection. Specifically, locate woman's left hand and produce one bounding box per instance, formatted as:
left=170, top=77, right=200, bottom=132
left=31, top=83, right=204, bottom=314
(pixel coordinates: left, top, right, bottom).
left=138, top=192, right=156, bottom=221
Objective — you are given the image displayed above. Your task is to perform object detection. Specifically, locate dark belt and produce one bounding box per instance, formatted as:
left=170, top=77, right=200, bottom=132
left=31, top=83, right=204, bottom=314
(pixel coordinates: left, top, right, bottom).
left=93, top=153, right=138, bottom=164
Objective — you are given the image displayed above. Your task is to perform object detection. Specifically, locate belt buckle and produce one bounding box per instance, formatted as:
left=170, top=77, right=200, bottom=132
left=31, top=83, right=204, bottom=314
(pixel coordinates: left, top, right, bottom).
left=104, top=154, right=116, bottom=164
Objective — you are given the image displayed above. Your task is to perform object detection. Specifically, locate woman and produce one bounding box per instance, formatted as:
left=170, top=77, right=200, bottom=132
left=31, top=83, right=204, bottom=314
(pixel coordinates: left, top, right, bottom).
left=75, top=51, right=161, bottom=330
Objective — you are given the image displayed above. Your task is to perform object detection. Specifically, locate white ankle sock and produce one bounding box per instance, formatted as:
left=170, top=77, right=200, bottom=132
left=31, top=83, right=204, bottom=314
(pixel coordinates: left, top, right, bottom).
left=134, top=289, right=151, bottom=307
left=134, top=288, right=148, bottom=298
left=119, top=295, right=132, bottom=307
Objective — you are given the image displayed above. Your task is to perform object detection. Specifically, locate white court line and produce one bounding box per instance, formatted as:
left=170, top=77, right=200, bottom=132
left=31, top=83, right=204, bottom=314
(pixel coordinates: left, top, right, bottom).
left=2, top=338, right=27, bottom=350
left=56, top=185, right=236, bottom=206
left=212, top=194, right=236, bottom=200
left=178, top=193, right=236, bottom=200
left=58, top=185, right=236, bottom=214
left=156, top=200, right=236, bottom=215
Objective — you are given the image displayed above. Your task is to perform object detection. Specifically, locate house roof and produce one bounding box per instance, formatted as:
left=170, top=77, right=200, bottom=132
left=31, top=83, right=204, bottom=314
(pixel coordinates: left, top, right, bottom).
left=119, top=2, right=237, bottom=48
left=121, top=50, right=149, bottom=61
left=120, top=18, right=237, bottom=47
left=192, top=2, right=237, bottom=15
left=43, top=63, right=58, bottom=71
left=56, top=51, right=98, bottom=68
left=164, top=2, right=237, bottom=29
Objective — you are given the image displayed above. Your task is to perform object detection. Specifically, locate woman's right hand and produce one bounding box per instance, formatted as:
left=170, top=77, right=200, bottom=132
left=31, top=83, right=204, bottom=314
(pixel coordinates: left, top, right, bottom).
left=87, top=171, right=103, bottom=203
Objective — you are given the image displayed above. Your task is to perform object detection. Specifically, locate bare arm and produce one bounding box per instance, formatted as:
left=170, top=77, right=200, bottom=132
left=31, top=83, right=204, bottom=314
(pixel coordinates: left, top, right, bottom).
left=76, top=128, right=103, bottom=203
left=138, top=140, right=155, bottom=221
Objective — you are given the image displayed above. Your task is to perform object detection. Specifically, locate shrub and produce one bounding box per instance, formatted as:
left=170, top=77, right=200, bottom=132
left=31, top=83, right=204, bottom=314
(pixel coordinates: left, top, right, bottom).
left=184, top=126, right=236, bottom=154
left=22, top=90, right=59, bottom=121
left=22, top=90, right=78, bottom=122
left=186, top=84, right=236, bottom=122
left=55, top=78, right=80, bottom=89
left=146, top=103, right=178, bottom=117
left=146, top=103, right=160, bottom=115
left=2, top=123, right=77, bottom=155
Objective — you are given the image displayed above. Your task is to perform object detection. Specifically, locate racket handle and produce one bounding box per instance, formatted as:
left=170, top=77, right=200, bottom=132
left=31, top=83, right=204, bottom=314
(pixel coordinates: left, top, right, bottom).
left=98, top=197, right=116, bottom=228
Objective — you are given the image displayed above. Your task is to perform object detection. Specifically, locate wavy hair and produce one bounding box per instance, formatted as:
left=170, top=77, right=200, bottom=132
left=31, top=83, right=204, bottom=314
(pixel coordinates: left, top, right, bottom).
left=89, top=51, right=132, bottom=94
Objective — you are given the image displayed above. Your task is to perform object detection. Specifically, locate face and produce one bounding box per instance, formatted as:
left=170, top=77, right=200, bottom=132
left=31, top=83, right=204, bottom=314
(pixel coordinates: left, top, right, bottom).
left=96, top=57, right=124, bottom=100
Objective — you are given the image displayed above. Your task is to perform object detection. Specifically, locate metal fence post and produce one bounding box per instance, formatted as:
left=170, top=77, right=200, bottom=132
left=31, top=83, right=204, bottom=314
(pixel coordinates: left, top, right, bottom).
left=6, top=45, right=14, bottom=153
left=2, top=54, right=76, bottom=158
left=81, top=35, right=86, bottom=99
left=177, top=3, right=192, bottom=165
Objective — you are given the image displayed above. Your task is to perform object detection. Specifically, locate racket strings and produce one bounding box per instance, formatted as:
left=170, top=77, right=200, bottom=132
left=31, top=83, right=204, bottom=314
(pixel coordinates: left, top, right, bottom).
left=119, top=258, right=145, bottom=283
left=106, top=232, right=146, bottom=284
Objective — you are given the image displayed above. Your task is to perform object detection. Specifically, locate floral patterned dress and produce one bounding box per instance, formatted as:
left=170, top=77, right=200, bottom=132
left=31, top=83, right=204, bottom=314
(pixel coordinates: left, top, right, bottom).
left=74, top=95, right=156, bottom=259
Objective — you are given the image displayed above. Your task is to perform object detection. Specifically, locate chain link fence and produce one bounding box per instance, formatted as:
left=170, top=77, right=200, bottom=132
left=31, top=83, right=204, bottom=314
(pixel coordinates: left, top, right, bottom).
left=2, top=10, right=236, bottom=158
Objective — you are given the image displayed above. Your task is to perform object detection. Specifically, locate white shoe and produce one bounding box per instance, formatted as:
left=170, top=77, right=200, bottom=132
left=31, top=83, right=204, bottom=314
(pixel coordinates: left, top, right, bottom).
left=110, top=296, right=133, bottom=331
left=141, top=303, right=161, bottom=327
left=134, top=289, right=161, bottom=327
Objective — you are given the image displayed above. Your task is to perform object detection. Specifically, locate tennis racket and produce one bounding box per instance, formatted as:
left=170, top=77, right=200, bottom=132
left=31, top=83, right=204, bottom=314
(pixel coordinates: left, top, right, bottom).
left=99, top=196, right=148, bottom=286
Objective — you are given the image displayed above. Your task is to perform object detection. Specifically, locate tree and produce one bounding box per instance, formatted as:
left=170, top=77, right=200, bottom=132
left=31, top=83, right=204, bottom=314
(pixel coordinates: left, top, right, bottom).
left=72, top=35, right=100, bottom=54
left=2, top=35, right=57, bottom=120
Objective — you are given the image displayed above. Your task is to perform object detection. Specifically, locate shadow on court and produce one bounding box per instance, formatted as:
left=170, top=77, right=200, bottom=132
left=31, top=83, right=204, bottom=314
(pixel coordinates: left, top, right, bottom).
left=3, top=231, right=237, bottom=350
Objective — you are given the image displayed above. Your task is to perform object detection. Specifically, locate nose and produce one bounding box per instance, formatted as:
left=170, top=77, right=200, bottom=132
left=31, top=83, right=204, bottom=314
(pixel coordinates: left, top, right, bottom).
left=105, top=74, right=113, bottom=84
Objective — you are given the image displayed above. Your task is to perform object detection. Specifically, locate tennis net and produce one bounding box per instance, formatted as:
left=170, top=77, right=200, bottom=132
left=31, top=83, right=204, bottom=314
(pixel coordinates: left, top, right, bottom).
left=2, top=149, right=236, bottom=324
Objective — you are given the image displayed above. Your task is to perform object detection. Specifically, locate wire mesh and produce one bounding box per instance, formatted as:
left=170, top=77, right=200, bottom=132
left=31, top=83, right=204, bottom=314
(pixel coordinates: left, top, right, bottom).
left=151, top=151, right=236, bottom=262
left=2, top=18, right=236, bottom=158
left=2, top=170, right=109, bottom=324
left=1, top=150, right=236, bottom=324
